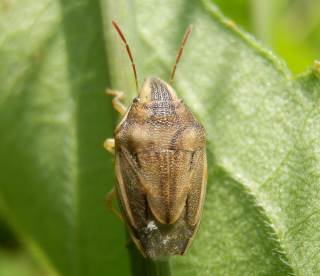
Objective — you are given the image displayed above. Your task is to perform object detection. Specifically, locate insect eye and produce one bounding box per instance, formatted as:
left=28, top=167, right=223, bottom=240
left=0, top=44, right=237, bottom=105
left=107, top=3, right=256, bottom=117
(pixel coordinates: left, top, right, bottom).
left=133, top=97, right=140, bottom=103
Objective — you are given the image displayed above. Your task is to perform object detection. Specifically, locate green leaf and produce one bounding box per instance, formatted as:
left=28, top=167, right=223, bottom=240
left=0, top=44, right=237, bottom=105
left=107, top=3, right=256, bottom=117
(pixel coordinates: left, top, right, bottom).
left=1, top=0, right=320, bottom=276
left=0, top=249, right=50, bottom=276
left=0, top=0, right=128, bottom=275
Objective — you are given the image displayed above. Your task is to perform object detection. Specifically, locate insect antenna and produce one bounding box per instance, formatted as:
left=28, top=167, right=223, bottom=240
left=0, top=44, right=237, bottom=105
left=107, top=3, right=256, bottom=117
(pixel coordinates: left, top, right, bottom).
left=112, top=20, right=139, bottom=92
left=169, top=25, right=193, bottom=83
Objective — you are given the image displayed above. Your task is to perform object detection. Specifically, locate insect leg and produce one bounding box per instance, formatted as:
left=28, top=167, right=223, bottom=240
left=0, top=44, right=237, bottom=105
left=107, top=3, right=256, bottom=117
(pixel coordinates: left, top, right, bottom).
left=105, top=186, right=124, bottom=223
left=103, top=138, right=115, bottom=155
left=106, top=89, right=127, bottom=115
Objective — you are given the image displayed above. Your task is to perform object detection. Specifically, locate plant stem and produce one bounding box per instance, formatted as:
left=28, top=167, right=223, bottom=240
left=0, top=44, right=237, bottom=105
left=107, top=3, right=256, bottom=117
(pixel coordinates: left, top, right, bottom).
left=127, top=241, right=172, bottom=276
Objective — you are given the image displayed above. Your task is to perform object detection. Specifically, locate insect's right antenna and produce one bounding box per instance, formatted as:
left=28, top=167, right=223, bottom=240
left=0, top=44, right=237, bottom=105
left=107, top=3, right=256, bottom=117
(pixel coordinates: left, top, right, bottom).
left=112, top=21, right=139, bottom=93
left=169, top=25, right=193, bottom=83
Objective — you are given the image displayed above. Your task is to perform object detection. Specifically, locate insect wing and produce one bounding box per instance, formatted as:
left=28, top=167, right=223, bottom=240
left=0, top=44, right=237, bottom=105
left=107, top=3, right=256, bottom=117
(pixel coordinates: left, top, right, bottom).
left=186, top=148, right=207, bottom=226
left=115, top=146, right=147, bottom=230
left=114, top=144, right=207, bottom=258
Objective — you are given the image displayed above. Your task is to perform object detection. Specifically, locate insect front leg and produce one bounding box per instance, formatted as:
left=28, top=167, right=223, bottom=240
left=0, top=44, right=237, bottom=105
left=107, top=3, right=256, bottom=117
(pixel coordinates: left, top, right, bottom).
left=103, top=89, right=126, bottom=154
left=106, top=89, right=127, bottom=115
left=105, top=186, right=124, bottom=223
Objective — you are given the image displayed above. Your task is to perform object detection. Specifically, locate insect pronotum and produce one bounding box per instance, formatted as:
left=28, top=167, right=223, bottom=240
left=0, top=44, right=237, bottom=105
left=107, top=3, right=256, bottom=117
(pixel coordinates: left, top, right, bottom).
left=104, top=21, right=207, bottom=259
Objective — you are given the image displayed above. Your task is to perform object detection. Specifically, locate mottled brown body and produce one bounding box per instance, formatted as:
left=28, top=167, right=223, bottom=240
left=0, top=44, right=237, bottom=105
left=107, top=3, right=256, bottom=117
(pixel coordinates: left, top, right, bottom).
left=113, top=77, right=207, bottom=258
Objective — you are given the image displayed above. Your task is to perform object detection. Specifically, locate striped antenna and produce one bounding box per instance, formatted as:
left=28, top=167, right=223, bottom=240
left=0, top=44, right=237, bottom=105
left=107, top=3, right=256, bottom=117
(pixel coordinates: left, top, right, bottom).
left=169, top=25, right=193, bottom=83
left=112, top=21, right=139, bottom=92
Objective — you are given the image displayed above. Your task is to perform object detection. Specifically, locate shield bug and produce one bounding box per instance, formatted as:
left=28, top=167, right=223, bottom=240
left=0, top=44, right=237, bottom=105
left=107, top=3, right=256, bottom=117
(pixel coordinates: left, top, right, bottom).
left=104, top=21, right=207, bottom=259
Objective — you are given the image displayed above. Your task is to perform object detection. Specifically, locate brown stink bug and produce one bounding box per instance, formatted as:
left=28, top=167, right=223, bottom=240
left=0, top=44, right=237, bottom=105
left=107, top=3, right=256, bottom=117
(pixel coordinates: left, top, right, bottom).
left=104, top=21, right=207, bottom=259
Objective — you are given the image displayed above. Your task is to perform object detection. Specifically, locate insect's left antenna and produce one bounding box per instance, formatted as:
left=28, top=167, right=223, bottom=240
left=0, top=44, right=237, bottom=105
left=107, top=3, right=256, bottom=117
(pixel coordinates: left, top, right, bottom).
left=112, top=21, right=139, bottom=93
left=169, top=25, right=193, bottom=83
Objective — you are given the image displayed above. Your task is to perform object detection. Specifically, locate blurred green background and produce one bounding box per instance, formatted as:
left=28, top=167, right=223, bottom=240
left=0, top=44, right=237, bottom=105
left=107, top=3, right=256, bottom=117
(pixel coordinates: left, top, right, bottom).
left=1, top=0, right=320, bottom=275
left=215, top=0, right=320, bottom=74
